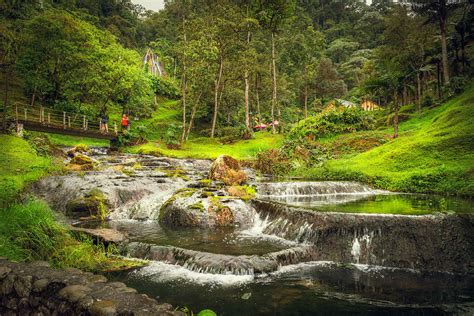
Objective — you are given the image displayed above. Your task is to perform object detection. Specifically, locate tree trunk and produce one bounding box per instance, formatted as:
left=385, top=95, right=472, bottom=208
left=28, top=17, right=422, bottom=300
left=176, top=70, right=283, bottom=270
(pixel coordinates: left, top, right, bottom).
left=211, top=56, right=224, bottom=138
left=304, top=83, right=308, bottom=119
left=439, top=16, right=450, bottom=84
left=185, top=91, right=203, bottom=141
left=437, top=62, right=441, bottom=97
left=393, top=92, right=399, bottom=139
left=245, top=69, right=250, bottom=130
left=180, top=19, right=188, bottom=144
left=244, top=20, right=251, bottom=133
left=255, top=73, right=261, bottom=122
left=271, top=32, right=277, bottom=133
left=30, top=88, right=37, bottom=108
left=2, top=68, right=10, bottom=132
left=417, top=72, right=422, bottom=111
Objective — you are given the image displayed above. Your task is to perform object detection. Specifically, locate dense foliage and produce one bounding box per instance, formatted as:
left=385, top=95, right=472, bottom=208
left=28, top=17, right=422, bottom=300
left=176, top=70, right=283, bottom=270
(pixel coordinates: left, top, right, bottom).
left=287, top=108, right=375, bottom=141
left=1, top=0, right=473, bottom=140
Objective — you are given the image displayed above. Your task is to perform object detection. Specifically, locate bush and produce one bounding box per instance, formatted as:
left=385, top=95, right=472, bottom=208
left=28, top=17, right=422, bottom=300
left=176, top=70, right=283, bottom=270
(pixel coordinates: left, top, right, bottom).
left=287, top=107, right=375, bottom=141
left=163, top=123, right=180, bottom=147
left=255, top=149, right=292, bottom=175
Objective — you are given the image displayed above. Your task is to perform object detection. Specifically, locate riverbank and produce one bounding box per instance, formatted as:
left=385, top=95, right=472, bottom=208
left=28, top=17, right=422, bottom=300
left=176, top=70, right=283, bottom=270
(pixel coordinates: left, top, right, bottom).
left=0, top=135, right=142, bottom=273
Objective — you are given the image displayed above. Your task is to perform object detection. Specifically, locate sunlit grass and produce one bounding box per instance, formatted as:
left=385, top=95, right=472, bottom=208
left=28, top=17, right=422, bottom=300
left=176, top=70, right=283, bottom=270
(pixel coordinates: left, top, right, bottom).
left=297, top=86, right=474, bottom=195
left=0, top=135, right=57, bottom=205
left=128, top=131, right=285, bottom=160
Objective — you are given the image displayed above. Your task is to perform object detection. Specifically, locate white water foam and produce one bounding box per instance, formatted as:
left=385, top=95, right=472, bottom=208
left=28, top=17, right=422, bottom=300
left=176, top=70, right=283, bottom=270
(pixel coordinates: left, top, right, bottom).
left=135, top=261, right=254, bottom=287
left=238, top=213, right=299, bottom=246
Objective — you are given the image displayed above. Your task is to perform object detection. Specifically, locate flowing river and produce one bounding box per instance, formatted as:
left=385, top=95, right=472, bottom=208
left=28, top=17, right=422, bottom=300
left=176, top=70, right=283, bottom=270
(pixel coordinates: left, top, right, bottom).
left=33, top=151, right=474, bottom=315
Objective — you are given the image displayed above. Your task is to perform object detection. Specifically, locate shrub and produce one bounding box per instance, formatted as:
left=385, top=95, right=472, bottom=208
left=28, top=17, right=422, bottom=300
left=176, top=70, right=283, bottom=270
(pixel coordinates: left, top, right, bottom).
left=287, top=107, right=375, bottom=141
left=163, top=123, right=180, bottom=147
left=255, top=149, right=292, bottom=175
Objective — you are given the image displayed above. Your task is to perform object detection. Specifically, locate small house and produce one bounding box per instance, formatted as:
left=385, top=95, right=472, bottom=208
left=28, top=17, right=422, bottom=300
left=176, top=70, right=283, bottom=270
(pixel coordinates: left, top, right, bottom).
left=360, top=100, right=380, bottom=111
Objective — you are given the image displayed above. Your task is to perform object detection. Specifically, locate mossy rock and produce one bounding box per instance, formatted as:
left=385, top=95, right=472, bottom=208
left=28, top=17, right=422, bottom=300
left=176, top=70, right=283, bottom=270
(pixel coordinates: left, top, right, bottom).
left=209, top=155, right=247, bottom=185
left=70, top=154, right=93, bottom=165
left=66, top=189, right=108, bottom=220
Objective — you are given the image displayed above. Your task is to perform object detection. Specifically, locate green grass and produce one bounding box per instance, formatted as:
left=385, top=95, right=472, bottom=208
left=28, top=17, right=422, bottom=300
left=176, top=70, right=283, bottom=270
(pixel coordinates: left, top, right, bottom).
left=44, top=132, right=110, bottom=147
left=0, top=134, right=57, bottom=204
left=129, top=131, right=285, bottom=160
left=296, top=86, right=474, bottom=196
left=0, top=200, right=142, bottom=272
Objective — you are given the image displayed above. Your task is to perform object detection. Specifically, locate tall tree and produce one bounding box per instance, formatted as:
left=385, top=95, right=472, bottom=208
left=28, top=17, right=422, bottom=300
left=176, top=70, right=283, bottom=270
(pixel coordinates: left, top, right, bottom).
left=412, top=0, right=461, bottom=85
left=256, top=0, right=295, bottom=132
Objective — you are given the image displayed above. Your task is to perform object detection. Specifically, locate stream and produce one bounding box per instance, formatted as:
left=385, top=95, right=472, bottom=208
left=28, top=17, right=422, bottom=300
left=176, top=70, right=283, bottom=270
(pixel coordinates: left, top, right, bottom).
left=32, top=151, right=474, bottom=315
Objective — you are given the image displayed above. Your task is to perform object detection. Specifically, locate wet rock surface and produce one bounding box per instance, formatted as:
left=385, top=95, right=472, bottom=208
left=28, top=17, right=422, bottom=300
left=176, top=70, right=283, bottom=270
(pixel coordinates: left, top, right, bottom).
left=159, top=188, right=256, bottom=228
left=32, top=154, right=212, bottom=220
left=126, top=243, right=317, bottom=275
left=0, top=259, right=182, bottom=315
left=252, top=199, right=474, bottom=273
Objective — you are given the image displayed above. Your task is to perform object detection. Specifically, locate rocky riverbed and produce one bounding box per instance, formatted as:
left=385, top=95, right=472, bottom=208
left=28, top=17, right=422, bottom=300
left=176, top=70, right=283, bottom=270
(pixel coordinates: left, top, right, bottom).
left=25, top=148, right=474, bottom=315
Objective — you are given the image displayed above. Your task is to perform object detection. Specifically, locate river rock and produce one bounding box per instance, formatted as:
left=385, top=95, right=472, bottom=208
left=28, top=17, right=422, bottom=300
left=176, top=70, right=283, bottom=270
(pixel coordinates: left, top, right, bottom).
left=209, top=155, right=247, bottom=185
left=69, top=227, right=126, bottom=244
left=159, top=189, right=255, bottom=227
left=58, top=285, right=92, bottom=303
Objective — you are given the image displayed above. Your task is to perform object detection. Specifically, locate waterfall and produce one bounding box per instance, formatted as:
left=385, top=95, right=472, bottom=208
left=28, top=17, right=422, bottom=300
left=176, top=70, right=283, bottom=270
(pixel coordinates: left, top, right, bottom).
left=257, top=181, right=384, bottom=197
left=126, top=243, right=318, bottom=276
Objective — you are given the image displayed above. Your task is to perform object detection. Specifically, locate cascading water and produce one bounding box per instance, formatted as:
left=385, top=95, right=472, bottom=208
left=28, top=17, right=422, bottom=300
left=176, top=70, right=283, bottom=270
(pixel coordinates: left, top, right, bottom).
left=255, top=181, right=391, bottom=208
left=31, top=151, right=474, bottom=315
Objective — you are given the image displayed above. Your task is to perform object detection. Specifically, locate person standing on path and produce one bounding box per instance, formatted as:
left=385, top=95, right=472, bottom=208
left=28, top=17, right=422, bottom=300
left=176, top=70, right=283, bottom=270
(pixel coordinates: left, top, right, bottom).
left=121, top=114, right=129, bottom=132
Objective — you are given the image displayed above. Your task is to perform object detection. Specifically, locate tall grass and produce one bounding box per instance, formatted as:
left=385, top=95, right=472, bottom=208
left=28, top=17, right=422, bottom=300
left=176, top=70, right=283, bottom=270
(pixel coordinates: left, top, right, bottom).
left=0, top=200, right=138, bottom=272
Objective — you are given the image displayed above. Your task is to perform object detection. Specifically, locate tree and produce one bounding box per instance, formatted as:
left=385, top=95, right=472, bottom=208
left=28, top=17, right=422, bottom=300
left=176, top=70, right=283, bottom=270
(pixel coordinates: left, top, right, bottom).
left=412, top=0, right=462, bottom=85
left=0, top=19, right=18, bottom=130
left=313, top=58, right=347, bottom=101
left=256, top=0, right=296, bottom=132
left=17, top=10, right=152, bottom=116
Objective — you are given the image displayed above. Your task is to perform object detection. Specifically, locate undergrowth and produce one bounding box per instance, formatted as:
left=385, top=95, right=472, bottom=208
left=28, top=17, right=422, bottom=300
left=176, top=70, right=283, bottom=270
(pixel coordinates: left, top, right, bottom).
left=0, top=200, right=140, bottom=272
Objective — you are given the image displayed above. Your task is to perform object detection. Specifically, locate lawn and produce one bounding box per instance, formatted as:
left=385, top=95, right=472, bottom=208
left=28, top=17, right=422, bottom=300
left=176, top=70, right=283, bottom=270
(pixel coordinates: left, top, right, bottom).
left=129, top=131, right=285, bottom=160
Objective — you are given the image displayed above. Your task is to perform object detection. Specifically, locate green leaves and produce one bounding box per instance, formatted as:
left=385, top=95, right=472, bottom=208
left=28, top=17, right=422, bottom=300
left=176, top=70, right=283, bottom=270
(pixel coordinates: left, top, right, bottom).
left=16, top=9, right=152, bottom=115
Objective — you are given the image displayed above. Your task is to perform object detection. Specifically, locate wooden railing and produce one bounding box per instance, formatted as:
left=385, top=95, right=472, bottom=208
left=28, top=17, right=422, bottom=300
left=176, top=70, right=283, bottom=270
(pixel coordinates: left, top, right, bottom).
left=8, top=104, right=117, bottom=139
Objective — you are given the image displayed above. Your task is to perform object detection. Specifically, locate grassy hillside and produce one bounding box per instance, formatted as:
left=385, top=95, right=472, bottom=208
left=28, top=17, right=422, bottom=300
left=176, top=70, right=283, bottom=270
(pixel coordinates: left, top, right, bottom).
left=0, top=135, right=57, bottom=204
left=296, top=86, right=474, bottom=196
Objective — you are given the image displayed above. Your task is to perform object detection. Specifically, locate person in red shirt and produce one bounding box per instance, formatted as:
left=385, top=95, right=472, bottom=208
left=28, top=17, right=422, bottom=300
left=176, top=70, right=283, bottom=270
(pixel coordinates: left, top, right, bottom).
left=121, top=114, right=129, bottom=131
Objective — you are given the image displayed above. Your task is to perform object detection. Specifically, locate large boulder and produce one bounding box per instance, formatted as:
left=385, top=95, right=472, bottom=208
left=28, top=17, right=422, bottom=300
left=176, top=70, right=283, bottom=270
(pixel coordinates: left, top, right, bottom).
left=67, top=153, right=95, bottom=171
left=209, top=155, right=247, bottom=185
left=159, top=188, right=254, bottom=228
left=65, top=189, right=108, bottom=220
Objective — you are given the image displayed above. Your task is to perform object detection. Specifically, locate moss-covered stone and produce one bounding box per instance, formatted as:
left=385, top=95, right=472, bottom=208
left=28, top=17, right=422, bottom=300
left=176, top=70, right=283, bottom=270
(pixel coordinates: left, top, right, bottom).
left=227, top=185, right=256, bottom=201
left=209, top=155, right=247, bottom=185
left=66, top=189, right=108, bottom=221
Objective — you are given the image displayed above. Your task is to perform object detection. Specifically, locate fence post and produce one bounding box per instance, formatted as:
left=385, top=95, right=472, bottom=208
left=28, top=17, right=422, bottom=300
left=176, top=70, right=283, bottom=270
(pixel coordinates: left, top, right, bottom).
left=63, top=112, right=66, bottom=129
left=15, top=105, right=18, bottom=122
left=85, top=119, right=88, bottom=131
left=68, top=116, right=71, bottom=128
left=83, top=115, right=86, bottom=130
left=48, top=113, right=51, bottom=125
left=24, top=108, right=27, bottom=121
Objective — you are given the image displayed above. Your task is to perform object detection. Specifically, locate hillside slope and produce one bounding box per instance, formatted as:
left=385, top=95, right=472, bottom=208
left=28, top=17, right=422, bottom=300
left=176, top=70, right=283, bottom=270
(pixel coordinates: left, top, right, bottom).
left=302, top=86, right=474, bottom=196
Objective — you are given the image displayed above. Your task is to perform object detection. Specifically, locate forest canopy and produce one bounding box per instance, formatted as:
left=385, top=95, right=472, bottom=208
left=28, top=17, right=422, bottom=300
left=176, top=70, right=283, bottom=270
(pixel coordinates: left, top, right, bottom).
left=1, top=0, right=473, bottom=140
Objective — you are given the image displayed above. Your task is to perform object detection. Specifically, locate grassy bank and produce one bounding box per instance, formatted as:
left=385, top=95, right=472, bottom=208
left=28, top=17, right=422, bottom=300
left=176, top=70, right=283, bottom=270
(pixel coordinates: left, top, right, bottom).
left=0, top=134, right=57, bottom=204
left=292, top=86, right=474, bottom=196
left=129, top=131, right=284, bottom=160
left=0, top=134, right=141, bottom=272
